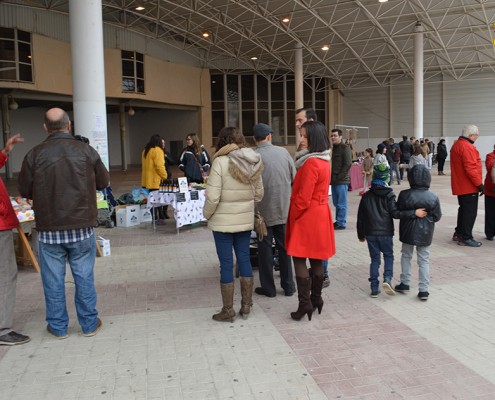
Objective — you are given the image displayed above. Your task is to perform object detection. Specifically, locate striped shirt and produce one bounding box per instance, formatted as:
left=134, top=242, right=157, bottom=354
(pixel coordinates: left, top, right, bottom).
left=39, top=228, right=94, bottom=244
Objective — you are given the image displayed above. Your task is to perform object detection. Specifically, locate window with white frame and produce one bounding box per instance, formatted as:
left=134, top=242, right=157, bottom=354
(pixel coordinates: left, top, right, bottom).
left=0, top=28, right=33, bottom=82
left=121, top=50, right=144, bottom=93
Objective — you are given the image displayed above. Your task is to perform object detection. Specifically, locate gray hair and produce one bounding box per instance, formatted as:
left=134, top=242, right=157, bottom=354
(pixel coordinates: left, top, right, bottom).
left=461, top=125, right=479, bottom=138
left=45, top=110, right=70, bottom=133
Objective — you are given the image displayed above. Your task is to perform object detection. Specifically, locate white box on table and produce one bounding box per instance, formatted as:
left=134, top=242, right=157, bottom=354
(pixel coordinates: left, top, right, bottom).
left=96, top=236, right=111, bottom=256
left=140, top=205, right=152, bottom=223
left=116, top=205, right=140, bottom=227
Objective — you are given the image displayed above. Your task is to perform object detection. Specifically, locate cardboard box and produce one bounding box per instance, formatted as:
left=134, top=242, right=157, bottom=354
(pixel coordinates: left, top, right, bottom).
left=140, top=205, right=153, bottom=223
left=96, top=236, right=111, bottom=256
left=116, top=205, right=140, bottom=227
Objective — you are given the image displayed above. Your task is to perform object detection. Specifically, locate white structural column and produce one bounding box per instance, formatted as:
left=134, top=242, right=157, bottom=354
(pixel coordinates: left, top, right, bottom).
left=413, top=22, right=424, bottom=140
left=294, top=43, right=304, bottom=146
left=69, top=0, right=109, bottom=169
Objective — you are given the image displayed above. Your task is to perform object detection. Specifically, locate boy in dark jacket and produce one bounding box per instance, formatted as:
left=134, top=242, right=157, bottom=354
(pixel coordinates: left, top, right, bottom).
left=395, top=165, right=442, bottom=301
left=357, top=163, right=426, bottom=298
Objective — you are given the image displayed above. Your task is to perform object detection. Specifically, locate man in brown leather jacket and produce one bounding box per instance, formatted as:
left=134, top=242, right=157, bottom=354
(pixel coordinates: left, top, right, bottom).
left=18, top=108, right=109, bottom=339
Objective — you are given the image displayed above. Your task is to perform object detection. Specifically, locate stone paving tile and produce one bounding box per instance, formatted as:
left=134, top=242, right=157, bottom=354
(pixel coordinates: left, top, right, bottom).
left=3, top=165, right=495, bottom=399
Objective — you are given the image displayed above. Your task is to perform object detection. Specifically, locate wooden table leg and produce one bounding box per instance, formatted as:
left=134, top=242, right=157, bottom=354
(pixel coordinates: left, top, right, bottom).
left=16, top=226, right=40, bottom=273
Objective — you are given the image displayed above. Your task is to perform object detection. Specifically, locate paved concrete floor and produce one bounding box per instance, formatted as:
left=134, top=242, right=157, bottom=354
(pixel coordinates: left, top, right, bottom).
left=2, top=164, right=495, bottom=400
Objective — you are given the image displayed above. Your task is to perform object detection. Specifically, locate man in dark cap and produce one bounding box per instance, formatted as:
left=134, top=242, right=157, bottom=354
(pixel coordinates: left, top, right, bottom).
left=252, top=123, right=296, bottom=297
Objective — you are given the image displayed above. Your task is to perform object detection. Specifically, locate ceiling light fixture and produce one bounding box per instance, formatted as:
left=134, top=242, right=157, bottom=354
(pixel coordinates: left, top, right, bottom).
left=282, top=17, right=290, bottom=23
left=8, top=97, right=18, bottom=110
left=135, top=6, right=145, bottom=11
left=378, top=0, right=388, bottom=3
left=322, top=45, right=330, bottom=51
left=202, top=32, right=210, bottom=38
left=127, top=106, right=135, bottom=116
left=250, top=56, right=258, bottom=60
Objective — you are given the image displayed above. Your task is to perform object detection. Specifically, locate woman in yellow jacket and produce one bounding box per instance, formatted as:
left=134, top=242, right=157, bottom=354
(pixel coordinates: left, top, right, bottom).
left=142, top=135, right=167, bottom=222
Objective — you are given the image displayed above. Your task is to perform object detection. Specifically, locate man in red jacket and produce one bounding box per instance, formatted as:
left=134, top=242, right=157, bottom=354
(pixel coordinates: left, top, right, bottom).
left=0, top=134, right=31, bottom=346
left=450, top=125, right=484, bottom=247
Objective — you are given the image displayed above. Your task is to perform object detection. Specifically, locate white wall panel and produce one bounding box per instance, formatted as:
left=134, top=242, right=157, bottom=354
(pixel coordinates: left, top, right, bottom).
left=343, top=86, right=389, bottom=140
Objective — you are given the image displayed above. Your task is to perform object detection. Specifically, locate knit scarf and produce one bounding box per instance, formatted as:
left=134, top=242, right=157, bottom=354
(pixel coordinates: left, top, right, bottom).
left=294, top=149, right=331, bottom=170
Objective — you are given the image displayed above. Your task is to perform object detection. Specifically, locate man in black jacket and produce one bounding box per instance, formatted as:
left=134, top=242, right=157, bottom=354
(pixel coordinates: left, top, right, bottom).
left=18, top=108, right=109, bottom=339
left=399, top=135, right=413, bottom=180
left=330, top=129, right=352, bottom=229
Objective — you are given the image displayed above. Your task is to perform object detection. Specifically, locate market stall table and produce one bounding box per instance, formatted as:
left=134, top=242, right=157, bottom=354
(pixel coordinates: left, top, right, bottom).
left=147, top=190, right=206, bottom=233
left=349, top=164, right=364, bottom=191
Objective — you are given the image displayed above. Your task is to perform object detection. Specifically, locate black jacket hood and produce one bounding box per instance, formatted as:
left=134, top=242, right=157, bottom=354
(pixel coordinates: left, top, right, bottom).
left=370, top=185, right=393, bottom=197
left=408, top=164, right=431, bottom=189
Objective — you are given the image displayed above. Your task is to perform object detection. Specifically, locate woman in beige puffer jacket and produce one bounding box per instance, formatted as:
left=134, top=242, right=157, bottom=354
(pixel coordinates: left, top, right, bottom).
left=204, top=127, right=264, bottom=323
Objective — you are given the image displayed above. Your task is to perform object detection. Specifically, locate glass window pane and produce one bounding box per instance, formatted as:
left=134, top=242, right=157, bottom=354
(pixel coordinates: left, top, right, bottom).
left=0, top=40, right=15, bottom=61
left=286, top=78, right=294, bottom=100
left=136, top=52, right=144, bottom=62
left=271, top=110, right=285, bottom=144
left=0, top=28, right=15, bottom=40
left=227, top=102, right=239, bottom=127
left=212, top=101, right=224, bottom=110
left=258, top=110, right=268, bottom=125
left=211, top=75, right=224, bottom=101
left=212, top=111, right=224, bottom=138
left=271, top=80, right=283, bottom=101
left=136, top=62, right=144, bottom=78
left=17, top=30, right=30, bottom=42
left=0, top=61, right=16, bottom=80
left=257, top=101, right=268, bottom=111
left=136, top=79, right=145, bottom=93
left=122, top=78, right=135, bottom=92
left=257, top=76, right=268, bottom=101
left=18, top=42, right=31, bottom=63
left=122, top=60, right=134, bottom=77
left=241, top=101, right=254, bottom=110
left=241, top=75, right=254, bottom=101
left=272, top=101, right=284, bottom=110
left=242, top=111, right=255, bottom=136
left=121, top=50, right=134, bottom=60
left=19, top=63, right=32, bottom=82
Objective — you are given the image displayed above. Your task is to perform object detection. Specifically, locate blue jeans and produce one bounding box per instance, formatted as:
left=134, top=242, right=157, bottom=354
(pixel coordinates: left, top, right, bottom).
left=39, top=236, right=98, bottom=336
left=331, top=184, right=348, bottom=227
left=366, top=236, right=394, bottom=290
left=213, top=231, right=253, bottom=283
left=391, top=162, right=401, bottom=184
left=321, top=259, right=329, bottom=277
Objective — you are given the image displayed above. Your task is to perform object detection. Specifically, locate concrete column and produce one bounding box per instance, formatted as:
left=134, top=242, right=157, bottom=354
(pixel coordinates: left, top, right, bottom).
left=414, top=22, right=424, bottom=140
left=69, top=0, right=109, bottom=169
left=294, top=43, right=303, bottom=147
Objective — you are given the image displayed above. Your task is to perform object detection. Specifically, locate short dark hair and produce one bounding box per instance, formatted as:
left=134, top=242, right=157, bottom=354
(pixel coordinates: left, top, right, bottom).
left=402, top=135, right=408, bottom=141
left=295, top=107, right=318, bottom=121
left=331, top=128, right=343, bottom=136
left=301, top=121, right=330, bottom=153
left=216, top=127, right=247, bottom=151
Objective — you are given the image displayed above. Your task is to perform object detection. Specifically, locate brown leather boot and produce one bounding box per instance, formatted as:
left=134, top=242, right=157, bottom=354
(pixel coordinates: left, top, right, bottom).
left=310, top=274, right=324, bottom=315
left=239, top=276, right=254, bottom=320
left=290, top=277, right=313, bottom=321
left=212, top=282, right=236, bottom=322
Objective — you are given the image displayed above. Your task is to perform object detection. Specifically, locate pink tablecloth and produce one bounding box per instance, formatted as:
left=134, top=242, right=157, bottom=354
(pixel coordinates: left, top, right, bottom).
left=349, top=164, right=364, bottom=191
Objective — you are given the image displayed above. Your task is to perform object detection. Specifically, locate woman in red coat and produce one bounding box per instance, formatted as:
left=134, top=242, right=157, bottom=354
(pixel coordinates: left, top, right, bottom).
left=286, top=121, right=335, bottom=321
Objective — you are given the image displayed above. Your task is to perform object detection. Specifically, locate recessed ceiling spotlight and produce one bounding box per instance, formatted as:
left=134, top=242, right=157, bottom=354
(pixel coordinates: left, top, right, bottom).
left=378, top=0, right=388, bottom=3
left=135, top=6, right=145, bottom=10
left=202, top=32, right=210, bottom=38
left=250, top=56, right=258, bottom=60
left=322, top=45, right=330, bottom=51
left=282, top=17, right=290, bottom=23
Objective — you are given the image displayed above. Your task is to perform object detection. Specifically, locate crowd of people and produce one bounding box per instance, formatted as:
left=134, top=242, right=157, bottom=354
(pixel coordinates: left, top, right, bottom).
left=1, top=108, right=494, bottom=346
